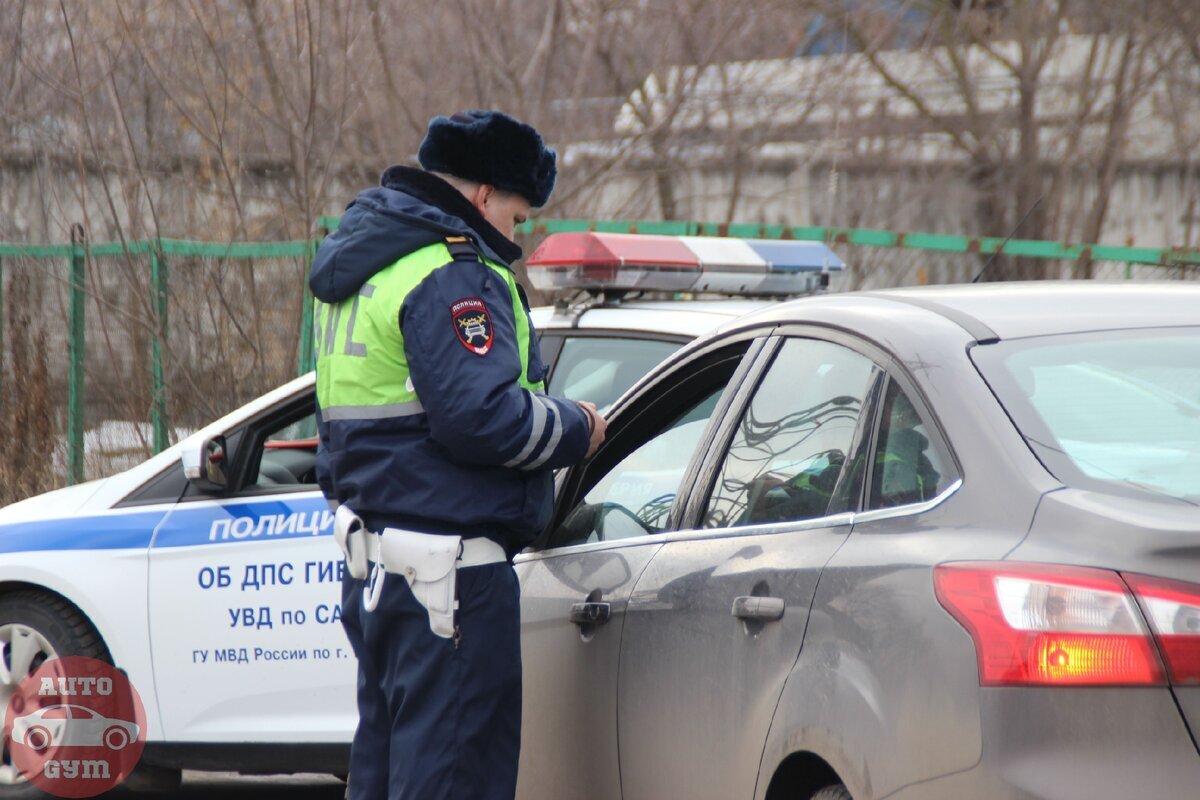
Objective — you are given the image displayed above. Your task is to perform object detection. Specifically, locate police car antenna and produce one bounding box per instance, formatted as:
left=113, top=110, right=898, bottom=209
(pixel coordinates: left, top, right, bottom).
left=971, top=195, right=1044, bottom=284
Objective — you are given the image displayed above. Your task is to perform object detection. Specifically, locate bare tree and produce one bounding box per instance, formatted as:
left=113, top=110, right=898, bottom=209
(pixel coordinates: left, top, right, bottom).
left=818, top=0, right=1171, bottom=280
left=0, top=0, right=1189, bottom=494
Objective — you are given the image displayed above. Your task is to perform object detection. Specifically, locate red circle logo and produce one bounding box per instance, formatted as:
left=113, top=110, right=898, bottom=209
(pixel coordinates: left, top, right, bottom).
left=4, top=656, right=146, bottom=798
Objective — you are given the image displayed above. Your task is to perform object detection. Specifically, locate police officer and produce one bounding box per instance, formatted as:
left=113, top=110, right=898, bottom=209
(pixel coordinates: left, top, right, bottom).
left=310, top=110, right=605, bottom=800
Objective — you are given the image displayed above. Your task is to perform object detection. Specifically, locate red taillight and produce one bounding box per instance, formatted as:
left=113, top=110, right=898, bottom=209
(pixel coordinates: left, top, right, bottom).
left=1123, top=573, right=1200, bottom=685
left=934, top=563, right=1166, bottom=686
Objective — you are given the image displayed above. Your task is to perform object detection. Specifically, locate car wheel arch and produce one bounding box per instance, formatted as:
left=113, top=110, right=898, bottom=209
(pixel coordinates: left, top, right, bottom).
left=763, top=750, right=847, bottom=800
left=0, top=582, right=112, bottom=662
left=753, top=648, right=872, bottom=800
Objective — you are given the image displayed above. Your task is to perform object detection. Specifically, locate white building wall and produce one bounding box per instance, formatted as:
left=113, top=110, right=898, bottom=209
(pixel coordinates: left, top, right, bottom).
left=582, top=158, right=1199, bottom=289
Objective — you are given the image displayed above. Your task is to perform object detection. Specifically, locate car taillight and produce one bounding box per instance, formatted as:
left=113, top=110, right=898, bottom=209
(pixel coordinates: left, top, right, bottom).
left=1123, top=573, right=1200, bottom=685
left=934, top=562, right=1166, bottom=686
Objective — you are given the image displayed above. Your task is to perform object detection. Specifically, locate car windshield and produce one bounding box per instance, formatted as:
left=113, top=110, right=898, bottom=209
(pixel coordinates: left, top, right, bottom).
left=972, top=327, right=1200, bottom=504
left=547, top=337, right=683, bottom=413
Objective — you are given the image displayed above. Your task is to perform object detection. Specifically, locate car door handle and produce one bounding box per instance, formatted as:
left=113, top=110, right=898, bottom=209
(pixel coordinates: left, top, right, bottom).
left=569, top=602, right=611, bottom=626
left=732, top=596, right=785, bottom=622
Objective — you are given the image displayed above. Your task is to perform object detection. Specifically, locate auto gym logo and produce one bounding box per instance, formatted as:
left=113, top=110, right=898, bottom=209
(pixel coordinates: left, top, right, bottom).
left=5, top=656, right=146, bottom=797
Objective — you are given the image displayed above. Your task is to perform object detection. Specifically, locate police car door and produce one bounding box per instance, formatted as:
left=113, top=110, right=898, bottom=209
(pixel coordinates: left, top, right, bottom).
left=146, top=387, right=354, bottom=745
left=615, top=335, right=882, bottom=800
left=515, top=335, right=766, bottom=800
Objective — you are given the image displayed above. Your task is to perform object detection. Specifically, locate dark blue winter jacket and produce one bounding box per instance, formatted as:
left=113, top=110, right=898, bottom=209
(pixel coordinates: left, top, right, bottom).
left=310, top=167, right=590, bottom=553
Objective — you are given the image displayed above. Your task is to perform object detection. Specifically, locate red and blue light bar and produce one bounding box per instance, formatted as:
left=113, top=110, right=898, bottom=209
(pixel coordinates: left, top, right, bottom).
left=525, top=232, right=844, bottom=296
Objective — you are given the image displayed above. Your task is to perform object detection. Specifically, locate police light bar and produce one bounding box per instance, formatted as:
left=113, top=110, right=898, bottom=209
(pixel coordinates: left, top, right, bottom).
left=525, top=232, right=844, bottom=296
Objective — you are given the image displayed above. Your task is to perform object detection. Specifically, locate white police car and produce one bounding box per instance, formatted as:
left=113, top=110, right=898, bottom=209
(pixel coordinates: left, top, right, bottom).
left=0, top=234, right=840, bottom=787
left=531, top=233, right=841, bottom=411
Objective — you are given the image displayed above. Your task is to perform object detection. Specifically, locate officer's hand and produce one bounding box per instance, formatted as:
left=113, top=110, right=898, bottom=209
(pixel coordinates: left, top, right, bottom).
left=578, top=401, right=607, bottom=458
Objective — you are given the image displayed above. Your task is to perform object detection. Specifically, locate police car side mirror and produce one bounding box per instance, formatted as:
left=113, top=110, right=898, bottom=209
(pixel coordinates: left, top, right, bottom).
left=182, top=436, right=229, bottom=493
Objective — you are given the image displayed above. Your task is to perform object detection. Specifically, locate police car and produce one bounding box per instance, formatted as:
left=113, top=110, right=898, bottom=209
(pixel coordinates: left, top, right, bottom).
left=0, top=234, right=840, bottom=789
left=529, top=234, right=840, bottom=412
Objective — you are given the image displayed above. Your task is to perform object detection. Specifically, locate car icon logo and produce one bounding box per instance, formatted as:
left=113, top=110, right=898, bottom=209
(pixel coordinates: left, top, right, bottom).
left=11, top=704, right=140, bottom=752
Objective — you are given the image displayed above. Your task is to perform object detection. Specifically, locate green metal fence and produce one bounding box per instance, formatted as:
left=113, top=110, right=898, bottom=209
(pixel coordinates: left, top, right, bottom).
left=323, top=216, right=1200, bottom=268
left=1, top=218, right=1197, bottom=490
left=0, top=236, right=316, bottom=489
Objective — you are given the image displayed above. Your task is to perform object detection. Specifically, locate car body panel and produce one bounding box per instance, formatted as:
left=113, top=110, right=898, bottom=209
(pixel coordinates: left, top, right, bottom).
left=0, top=480, right=111, bottom=525
left=1008, top=488, right=1200, bottom=585
left=516, top=327, right=771, bottom=799
left=514, top=322, right=765, bottom=800
left=1178, top=689, right=1200, bottom=748
left=721, top=282, right=1200, bottom=343
left=876, top=282, right=1200, bottom=339
left=617, top=516, right=852, bottom=800
left=886, top=688, right=1200, bottom=799
left=763, top=501, right=1030, bottom=800
left=146, top=491, right=353, bottom=742
left=530, top=299, right=768, bottom=339
left=0, top=541, right=159, bottom=741
left=514, top=540, right=662, bottom=800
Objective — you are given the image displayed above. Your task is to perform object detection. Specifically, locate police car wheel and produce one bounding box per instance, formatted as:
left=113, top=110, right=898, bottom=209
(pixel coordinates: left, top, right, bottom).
left=809, top=784, right=852, bottom=800
left=0, top=590, right=110, bottom=794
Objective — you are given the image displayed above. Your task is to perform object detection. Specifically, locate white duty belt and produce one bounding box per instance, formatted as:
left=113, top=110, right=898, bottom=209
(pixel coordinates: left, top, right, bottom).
left=332, top=505, right=506, bottom=638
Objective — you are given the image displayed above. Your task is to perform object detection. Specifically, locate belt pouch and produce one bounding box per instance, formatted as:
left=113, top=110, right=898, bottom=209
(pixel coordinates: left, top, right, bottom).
left=380, top=529, right=462, bottom=638
left=333, top=506, right=370, bottom=580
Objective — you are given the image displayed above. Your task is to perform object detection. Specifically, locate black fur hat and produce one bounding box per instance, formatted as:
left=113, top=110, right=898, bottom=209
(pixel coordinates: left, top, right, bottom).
left=418, top=110, right=557, bottom=208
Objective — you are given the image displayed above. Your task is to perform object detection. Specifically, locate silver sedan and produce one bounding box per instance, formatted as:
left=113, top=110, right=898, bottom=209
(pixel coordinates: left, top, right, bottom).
left=516, top=282, right=1200, bottom=800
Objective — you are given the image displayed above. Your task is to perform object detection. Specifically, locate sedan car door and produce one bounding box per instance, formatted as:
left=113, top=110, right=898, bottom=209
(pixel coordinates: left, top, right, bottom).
left=617, top=335, right=883, bottom=800
left=516, top=337, right=765, bottom=800
left=147, top=391, right=354, bottom=743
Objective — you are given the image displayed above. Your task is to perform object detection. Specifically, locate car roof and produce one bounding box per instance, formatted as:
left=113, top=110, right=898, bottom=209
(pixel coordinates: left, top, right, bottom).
left=531, top=299, right=770, bottom=339
left=731, top=282, right=1200, bottom=341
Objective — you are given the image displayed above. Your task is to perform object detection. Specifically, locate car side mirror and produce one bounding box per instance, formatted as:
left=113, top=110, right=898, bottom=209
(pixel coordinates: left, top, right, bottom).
left=182, top=435, right=229, bottom=492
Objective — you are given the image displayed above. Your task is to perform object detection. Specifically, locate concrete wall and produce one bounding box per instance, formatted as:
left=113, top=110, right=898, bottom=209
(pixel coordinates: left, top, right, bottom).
left=3, top=150, right=1195, bottom=289
left=578, top=158, right=1200, bottom=289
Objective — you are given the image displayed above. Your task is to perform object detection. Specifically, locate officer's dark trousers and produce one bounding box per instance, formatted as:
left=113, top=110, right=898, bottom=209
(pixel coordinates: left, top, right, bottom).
left=340, top=561, right=522, bottom=800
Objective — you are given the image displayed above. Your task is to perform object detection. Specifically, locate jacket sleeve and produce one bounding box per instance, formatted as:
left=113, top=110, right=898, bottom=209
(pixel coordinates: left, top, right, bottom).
left=401, top=257, right=591, bottom=471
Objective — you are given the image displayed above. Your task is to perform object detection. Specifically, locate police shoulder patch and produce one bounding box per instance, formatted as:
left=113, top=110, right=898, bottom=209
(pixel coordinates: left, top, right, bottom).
left=450, top=297, right=494, bottom=355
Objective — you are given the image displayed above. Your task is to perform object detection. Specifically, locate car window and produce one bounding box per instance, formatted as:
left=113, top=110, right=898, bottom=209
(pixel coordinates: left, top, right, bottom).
left=868, top=379, right=954, bottom=509
left=971, top=328, right=1200, bottom=503
left=704, top=338, right=876, bottom=528
left=547, top=337, right=683, bottom=412
left=69, top=707, right=96, bottom=719
left=552, top=389, right=723, bottom=546
left=247, top=409, right=319, bottom=491
left=546, top=343, right=753, bottom=548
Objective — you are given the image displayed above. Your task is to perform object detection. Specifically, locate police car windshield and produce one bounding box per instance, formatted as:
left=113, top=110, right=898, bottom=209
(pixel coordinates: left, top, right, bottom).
left=972, top=327, right=1200, bottom=504
left=547, top=338, right=682, bottom=412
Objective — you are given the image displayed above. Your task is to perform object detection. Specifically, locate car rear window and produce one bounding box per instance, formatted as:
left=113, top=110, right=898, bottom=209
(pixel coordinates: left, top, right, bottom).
left=971, top=327, right=1200, bottom=504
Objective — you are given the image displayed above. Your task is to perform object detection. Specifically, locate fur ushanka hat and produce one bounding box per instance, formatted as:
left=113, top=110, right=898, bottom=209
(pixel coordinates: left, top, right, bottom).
left=418, top=110, right=557, bottom=208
